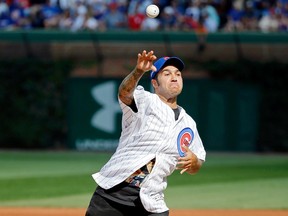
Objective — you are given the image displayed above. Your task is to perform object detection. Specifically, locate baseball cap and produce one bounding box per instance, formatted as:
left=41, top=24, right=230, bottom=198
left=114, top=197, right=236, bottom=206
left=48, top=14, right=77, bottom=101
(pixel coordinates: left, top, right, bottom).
left=150, top=56, right=185, bottom=79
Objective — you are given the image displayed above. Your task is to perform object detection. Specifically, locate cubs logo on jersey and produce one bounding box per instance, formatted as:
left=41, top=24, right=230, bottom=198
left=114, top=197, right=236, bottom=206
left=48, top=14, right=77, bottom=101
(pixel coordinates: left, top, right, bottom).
left=177, top=127, right=194, bottom=157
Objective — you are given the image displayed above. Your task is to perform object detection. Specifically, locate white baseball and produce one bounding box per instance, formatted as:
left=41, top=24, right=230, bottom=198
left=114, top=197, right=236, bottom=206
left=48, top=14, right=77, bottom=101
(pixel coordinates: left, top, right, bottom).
left=146, top=4, right=159, bottom=18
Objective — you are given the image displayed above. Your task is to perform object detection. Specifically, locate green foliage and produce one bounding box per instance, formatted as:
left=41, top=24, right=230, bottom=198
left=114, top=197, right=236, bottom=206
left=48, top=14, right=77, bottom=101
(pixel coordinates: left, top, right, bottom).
left=0, top=60, right=73, bottom=148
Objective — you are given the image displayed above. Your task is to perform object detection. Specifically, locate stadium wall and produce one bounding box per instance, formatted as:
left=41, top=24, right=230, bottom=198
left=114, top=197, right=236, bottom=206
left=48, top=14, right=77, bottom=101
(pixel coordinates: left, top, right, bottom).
left=0, top=30, right=287, bottom=152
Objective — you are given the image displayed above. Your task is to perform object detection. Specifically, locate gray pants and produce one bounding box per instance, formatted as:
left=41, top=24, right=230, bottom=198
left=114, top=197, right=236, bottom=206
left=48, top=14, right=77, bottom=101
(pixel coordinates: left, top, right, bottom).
left=85, top=191, right=169, bottom=216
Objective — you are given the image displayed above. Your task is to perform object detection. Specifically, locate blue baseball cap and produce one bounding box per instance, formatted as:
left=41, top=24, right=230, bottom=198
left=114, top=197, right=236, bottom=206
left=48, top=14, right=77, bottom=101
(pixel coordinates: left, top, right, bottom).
left=150, top=56, right=185, bottom=79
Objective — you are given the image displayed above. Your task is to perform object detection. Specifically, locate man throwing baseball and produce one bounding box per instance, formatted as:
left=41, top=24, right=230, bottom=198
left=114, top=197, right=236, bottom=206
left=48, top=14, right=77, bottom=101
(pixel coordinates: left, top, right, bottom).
left=85, top=50, right=206, bottom=216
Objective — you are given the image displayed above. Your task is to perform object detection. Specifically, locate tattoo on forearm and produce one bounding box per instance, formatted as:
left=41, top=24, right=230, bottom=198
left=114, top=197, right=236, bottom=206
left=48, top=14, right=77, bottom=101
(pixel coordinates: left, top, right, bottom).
left=120, top=68, right=145, bottom=96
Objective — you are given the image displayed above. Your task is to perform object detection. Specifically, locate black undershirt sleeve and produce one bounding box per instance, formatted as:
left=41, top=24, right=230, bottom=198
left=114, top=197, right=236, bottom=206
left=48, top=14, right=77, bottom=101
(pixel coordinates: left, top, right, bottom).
left=129, top=99, right=138, bottom=113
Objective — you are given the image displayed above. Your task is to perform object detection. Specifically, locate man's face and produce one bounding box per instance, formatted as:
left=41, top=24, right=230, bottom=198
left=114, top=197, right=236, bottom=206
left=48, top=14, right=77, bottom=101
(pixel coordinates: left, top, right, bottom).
left=152, top=65, right=183, bottom=100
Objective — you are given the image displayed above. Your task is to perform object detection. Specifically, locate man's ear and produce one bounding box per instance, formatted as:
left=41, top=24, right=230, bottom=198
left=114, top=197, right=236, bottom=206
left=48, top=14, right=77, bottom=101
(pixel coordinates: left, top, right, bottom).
left=151, top=79, right=158, bottom=89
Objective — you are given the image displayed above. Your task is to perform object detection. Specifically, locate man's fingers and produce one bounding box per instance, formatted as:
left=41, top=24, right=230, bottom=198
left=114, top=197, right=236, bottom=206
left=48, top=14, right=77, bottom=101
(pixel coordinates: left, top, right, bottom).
left=180, top=168, right=188, bottom=174
left=147, top=50, right=154, bottom=56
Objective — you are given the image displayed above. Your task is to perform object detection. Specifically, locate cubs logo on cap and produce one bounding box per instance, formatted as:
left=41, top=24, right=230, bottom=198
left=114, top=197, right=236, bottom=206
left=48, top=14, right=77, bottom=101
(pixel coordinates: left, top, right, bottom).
left=150, top=56, right=185, bottom=79
left=177, top=127, right=194, bottom=157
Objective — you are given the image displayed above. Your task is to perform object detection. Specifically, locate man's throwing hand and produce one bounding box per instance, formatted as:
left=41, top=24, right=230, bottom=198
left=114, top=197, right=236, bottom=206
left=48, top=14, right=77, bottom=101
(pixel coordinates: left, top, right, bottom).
left=137, top=50, right=157, bottom=73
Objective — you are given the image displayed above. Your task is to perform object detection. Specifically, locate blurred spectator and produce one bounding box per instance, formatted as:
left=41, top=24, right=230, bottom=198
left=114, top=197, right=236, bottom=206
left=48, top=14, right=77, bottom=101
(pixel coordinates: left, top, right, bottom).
left=160, top=0, right=185, bottom=30
left=224, top=0, right=245, bottom=31
left=185, top=0, right=201, bottom=23
left=0, top=0, right=9, bottom=16
left=127, top=0, right=139, bottom=15
left=184, top=0, right=202, bottom=31
left=141, top=16, right=161, bottom=30
left=128, top=1, right=145, bottom=30
left=128, top=0, right=154, bottom=17
left=271, top=0, right=288, bottom=31
left=83, top=7, right=100, bottom=31
left=241, top=0, right=259, bottom=30
left=58, top=8, right=72, bottom=30
left=0, top=0, right=287, bottom=33
left=160, top=6, right=178, bottom=30
left=30, top=4, right=45, bottom=28
left=89, top=0, right=107, bottom=20
left=213, top=0, right=231, bottom=29
left=117, top=0, right=129, bottom=13
left=1, top=0, right=31, bottom=30
left=70, top=0, right=88, bottom=31
left=41, top=0, right=62, bottom=28
left=200, top=0, right=220, bottom=32
left=0, top=0, right=9, bottom=28
left=103, top=2, right=127, bottom=30
left=58, top=0, right=72, bottom=10
left=259, top=10, right=279, bottom=32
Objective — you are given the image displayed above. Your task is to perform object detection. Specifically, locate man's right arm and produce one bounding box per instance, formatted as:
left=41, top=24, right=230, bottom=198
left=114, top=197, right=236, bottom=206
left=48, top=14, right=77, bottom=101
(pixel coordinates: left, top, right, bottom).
left=118, top=50, right=157, bottom=106
left=118, top=67, right=146, bottom=106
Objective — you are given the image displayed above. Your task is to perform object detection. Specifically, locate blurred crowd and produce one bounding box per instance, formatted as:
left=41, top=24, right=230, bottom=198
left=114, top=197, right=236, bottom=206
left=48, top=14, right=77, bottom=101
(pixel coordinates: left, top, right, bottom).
left=0, top=0, right=288, bottom=33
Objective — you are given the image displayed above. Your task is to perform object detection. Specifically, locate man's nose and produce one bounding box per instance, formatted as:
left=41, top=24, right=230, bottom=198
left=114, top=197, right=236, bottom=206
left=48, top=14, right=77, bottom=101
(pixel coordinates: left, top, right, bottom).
left=171, top=74, right=178, bottom=81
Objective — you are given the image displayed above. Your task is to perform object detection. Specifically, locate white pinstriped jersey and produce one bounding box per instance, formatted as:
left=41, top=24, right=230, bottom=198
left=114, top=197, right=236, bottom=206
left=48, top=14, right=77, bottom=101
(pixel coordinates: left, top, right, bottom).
left=92, top=85, right=206, bottom=213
